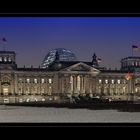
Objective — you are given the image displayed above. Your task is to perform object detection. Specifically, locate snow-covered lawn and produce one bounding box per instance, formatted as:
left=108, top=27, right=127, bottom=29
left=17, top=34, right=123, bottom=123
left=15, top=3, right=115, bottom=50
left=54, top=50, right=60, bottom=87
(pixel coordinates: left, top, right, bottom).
left=0, top=105, right=140, bottom=122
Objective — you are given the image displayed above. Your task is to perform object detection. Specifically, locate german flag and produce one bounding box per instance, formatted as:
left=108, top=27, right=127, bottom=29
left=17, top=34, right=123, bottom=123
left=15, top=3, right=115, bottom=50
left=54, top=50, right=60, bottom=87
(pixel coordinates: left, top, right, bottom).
left=125, top=72, right=132, bottom=81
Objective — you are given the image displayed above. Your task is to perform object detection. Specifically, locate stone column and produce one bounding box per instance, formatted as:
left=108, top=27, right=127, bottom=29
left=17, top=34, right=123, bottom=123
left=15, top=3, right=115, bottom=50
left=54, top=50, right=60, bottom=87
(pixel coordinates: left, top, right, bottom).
left=82, top=75, right=85, bottom=93
left=80, top=76, right=83, bottom=94
left=89, top=76, right=92, bottom=94
left=85, top=75, right=90, bottom=94
left=73, top=76, right=77, bottom=93
left=92, top=77, right=96, bottom=94
left=61, top=76, right=64, bottom=94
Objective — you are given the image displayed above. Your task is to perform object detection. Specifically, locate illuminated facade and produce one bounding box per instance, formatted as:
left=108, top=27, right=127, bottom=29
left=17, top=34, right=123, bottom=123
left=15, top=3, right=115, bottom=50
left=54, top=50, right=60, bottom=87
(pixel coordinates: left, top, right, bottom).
left=0, top=50, right=140, bottom=103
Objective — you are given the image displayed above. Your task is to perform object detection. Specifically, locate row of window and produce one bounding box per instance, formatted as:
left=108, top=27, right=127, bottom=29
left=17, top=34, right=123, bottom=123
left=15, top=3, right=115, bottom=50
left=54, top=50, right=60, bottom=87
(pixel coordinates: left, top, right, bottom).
left=18, top=78, right=52, bottom=84
left=122, top=61, right=140, bottom=67
left=98, top=79, right=126, bottom=84
left=0, top=57, right=12, bottom=62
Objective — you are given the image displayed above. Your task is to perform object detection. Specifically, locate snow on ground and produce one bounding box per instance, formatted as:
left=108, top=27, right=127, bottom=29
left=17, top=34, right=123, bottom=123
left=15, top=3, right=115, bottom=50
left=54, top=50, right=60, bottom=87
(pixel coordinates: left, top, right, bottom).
left=0, top=105, right=140, bottom=122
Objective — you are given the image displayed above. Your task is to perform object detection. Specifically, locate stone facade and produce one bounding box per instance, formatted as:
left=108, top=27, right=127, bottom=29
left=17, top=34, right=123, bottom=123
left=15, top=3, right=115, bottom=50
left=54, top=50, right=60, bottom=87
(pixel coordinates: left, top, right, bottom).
left=0, top=50, right=140, bottom=104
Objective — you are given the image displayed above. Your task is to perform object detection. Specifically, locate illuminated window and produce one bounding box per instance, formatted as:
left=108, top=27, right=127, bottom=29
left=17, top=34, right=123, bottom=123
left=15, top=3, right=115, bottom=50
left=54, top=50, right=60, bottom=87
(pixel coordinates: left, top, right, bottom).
left=4, top=57, right=7, bottom=62
left=135, top=79, right=138, bottom=84
left=0, top=57, right=2, bottom=62
left=105, top=79, right=108, bottom=84
left=123, top=87, right=126, bottom=93
left=26, top=79, right=30, bottom=83
left=34, top=79, right=37, bottom=83
left=3, top=88, right=8, bottom=95
left=8, top=57, right=12, bottom=62
left=136, top=88, right=138, bottom=93
left=18, top=78, right=22, bottom=83
left=131, top=62, right=134, bottom=66
left=99, top=79, right=102, bottom=84
left=41, top=79, right=45, bottom=83
left=118, top=79, right=120, bottom=84
left=111, top=79, right=114, bottom=84
left=49, top=78, right=52, bottom=84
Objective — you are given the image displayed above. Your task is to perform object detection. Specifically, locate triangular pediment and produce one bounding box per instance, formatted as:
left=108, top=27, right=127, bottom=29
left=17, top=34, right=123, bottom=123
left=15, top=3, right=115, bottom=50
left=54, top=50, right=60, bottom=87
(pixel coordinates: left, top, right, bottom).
left=61, top=62, right=100, bottom=73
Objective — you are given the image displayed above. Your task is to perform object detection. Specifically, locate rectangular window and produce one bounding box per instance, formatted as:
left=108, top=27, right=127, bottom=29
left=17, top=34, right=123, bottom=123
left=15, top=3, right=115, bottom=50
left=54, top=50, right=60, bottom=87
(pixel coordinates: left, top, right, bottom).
left=111, top=79, right=114, bottom=84
left=105, top=79, right=108, bottom=84
left=26, top=79, right=30, bottom=83
left=99, top=79, right=102, bottom=84
left=41, top=79, right=45, bottom=83
left=132, top=62, right=134, bottom=66
left=118, top=79, right=121, bottom=84
left=34, top=79, right=37, bottom=83
left=8, top=57, right=12, bottom=62
left=49, top=78, right=52, bottom=84
left=4, top=57, right=7, bottom=62
left=135, top=88, right=138, bottom=93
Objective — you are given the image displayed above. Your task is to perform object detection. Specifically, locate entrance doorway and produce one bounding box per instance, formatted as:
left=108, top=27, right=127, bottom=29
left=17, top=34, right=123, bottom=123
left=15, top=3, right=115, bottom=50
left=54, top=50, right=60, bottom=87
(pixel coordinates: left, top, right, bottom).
left=3, top=87, right=9, bottom=96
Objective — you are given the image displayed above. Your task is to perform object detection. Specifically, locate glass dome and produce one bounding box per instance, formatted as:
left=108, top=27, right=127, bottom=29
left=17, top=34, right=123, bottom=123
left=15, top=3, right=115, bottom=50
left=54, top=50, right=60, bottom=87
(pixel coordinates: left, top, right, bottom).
left=41, top=48, right=77, bottom=68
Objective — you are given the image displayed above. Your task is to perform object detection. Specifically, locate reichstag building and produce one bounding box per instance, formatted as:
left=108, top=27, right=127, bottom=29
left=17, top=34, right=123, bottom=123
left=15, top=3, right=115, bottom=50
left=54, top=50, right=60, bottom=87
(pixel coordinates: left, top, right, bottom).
left=0, top=48, right=140, bottom=103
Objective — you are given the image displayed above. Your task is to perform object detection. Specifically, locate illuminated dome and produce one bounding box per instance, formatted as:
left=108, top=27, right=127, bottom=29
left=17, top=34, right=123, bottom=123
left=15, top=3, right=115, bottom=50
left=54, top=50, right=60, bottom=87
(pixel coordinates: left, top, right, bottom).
left=41, top=48, right=77, bottom=68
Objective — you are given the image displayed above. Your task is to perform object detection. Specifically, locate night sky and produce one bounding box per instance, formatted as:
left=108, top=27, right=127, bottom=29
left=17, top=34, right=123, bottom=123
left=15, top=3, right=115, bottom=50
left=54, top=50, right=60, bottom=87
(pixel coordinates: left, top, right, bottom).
left=0, top=17, right=140, bottom=69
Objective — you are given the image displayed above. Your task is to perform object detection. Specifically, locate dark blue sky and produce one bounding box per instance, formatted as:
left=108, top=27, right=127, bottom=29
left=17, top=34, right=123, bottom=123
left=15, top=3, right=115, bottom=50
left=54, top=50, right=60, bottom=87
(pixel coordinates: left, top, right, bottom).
left=0, top=17, right=140, bottom=69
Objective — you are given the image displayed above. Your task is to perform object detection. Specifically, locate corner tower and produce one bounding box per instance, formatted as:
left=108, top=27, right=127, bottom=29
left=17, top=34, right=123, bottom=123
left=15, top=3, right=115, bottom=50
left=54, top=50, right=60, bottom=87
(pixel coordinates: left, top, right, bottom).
left=0, top=51, right=17, bottom=70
